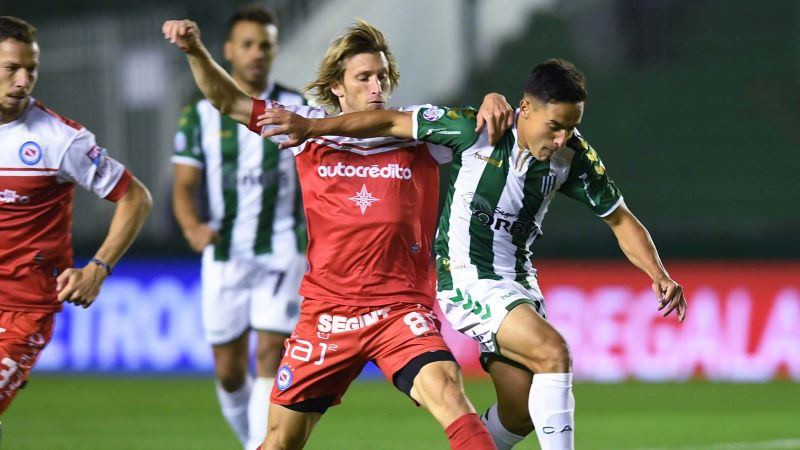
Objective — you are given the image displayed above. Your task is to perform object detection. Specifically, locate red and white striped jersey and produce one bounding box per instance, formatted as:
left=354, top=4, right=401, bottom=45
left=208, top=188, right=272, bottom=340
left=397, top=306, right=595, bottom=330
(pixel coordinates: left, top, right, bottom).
left=0, top=99, right=132, bottom=312
left=248, top=99, right=451, bottom=308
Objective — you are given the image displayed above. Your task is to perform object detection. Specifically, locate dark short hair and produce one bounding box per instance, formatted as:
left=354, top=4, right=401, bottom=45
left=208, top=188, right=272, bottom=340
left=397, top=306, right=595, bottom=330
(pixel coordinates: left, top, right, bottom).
left=524, top=59, right=587, bottom=104
left=227, top=4, right=278, bottom=35
left=0, top=16, right=37, bottom=44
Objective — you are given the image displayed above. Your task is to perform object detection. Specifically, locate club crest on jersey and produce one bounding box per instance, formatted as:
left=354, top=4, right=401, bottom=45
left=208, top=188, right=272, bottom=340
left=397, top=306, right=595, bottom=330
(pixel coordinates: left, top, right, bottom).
left=348, top=184, right=380, bottom=215
left=422, top=107, right=445, bottom=121
left=18, top=141, right=42, bottom=166
left=276, top=365, right=293, bottom=391
left=541, top=174, right=556, bottom=195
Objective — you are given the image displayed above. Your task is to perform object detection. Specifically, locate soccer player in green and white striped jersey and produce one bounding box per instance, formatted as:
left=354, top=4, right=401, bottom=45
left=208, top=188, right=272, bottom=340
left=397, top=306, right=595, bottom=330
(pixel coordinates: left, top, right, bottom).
left=171, top=6, right=305, bottom=449
left=257, top=59, right=688, bottom=450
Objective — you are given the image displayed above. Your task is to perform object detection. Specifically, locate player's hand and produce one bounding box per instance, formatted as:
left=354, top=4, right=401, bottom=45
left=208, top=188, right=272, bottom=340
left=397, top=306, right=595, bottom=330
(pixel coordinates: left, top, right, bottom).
left=476, top=93, right=514, bottom=146
left=652, top=275, right=687, bottom=322
left=162, top=19, right=203, bottom=54
left=257, top=109, right=312, bottom=150
left=56, top=264, right=108, bottom=308
left=183, top=223, right=218, bottom=252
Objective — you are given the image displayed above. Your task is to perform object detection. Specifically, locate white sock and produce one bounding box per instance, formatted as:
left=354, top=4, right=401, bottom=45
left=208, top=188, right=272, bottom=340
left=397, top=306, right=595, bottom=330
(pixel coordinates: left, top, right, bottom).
left=529, top=373, right=575, bottom=450
left=245, top=377, right=274, bottom=450
left=481, top=403, right=527, bottom=450
left=216, top=376, right=252, bottom=445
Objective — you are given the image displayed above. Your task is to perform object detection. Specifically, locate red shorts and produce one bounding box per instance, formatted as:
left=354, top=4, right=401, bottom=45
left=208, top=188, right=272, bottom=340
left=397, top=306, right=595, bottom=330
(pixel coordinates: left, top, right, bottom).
left=270, top=300, right=453, bottom=410
left=0, top=310, right=55, bottom=414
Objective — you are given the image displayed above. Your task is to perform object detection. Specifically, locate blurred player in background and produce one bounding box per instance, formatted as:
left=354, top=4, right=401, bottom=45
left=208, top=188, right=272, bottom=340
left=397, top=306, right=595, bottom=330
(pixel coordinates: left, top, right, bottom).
left=164, top=17, right=513, bottom=450
left=255, top=58, right=688, bottom=450
left=0, top=16, right=151, bottom=416
left=170, top=5, right=306, bottom=449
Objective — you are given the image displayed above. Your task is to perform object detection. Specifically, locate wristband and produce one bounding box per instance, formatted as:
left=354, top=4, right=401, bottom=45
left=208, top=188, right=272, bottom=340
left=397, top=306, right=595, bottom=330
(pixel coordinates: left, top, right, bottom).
left=90, top=257, right=113, bottom=275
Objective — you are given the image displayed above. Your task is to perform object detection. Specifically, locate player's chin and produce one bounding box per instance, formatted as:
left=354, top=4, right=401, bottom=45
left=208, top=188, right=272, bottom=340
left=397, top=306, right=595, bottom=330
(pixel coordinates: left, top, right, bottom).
left=366, top=101, right=386, bottom=110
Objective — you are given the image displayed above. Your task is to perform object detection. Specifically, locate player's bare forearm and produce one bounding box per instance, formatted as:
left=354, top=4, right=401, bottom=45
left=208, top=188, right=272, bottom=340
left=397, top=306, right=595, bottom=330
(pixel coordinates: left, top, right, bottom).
left=259, top=109, right=413, bottom=150
left=313, top=110, right=413, bottom=139
left=162, top=19, right=252, bottom=124
left=95, top=177, right=152, bottom=267
left=603, top=205, right=666, bottom=280
left=57, top=177, right=152, bottom=306
left=172, top=164, right=203, bottom=233
left=172, top=164, right=217, bottom=251
left=185, top=47, right=252, bottom=123
left=603, top=203, right=687, bottom=321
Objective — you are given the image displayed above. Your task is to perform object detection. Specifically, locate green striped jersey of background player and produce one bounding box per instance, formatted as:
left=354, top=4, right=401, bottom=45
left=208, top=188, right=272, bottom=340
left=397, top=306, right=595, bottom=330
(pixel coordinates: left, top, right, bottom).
left=173, top=82, right=306, bottom=261
left=413, top=68, right=620, bottom=290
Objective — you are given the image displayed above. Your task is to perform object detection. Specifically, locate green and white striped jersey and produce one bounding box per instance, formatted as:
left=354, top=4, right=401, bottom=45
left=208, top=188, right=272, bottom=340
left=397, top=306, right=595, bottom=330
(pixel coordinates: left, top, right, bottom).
left=412, top=106, right=623, bottom=290
left=172, top=82, right=307, bottom=261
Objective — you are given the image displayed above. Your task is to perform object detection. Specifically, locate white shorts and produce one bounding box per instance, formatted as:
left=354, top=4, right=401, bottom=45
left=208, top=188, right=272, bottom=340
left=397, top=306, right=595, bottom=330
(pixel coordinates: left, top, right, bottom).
left=437, top=277, right=546, bottom=354
left=201, top=247, right=306, bottom=345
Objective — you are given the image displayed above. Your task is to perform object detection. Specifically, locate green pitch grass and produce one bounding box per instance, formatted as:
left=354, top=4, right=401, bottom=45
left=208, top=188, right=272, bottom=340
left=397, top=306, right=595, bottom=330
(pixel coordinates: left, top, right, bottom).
left=3, top=375, right=799, bottom=449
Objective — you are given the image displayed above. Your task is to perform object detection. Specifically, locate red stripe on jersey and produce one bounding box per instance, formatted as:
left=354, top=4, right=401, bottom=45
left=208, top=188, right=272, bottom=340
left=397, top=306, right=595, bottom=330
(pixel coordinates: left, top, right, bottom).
left=248, top=98, right=266, bottom=134
left=34, top=100, right=84, bottom=130
left=0, top=167, right=58, bottom=172
left=104, top=169, right=133, bottom=202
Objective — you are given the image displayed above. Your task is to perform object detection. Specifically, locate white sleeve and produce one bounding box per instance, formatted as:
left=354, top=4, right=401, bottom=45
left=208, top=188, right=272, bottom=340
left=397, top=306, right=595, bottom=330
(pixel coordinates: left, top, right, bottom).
left=57, top=129, right=129, bottom=199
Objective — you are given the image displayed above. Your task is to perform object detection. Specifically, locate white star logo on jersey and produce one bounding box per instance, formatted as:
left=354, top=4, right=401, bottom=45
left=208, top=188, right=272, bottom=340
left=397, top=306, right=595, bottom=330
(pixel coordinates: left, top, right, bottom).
left=348, top=184, right=380, bottom=215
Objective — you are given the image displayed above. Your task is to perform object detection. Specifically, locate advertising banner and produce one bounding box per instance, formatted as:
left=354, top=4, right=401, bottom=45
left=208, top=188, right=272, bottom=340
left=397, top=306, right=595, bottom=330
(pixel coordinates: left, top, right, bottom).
left=36, top=260, right=800, bottom=381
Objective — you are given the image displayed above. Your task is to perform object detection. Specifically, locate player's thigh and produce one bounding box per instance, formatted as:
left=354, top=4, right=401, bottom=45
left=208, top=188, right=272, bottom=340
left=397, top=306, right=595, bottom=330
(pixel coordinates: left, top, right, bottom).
left=265, top=403, right=322, bottom=450
left=270, top=300, right=367, bottom=414
left=495, top=304, right=570, bottom=372
left=251, top=253, right=305, bottom=335
left=485, top=355, right=535, bottom=434
left=201, top=250, right=252, bottom=344
left=0, top=310, right=54, bottom=414
left=438, top=278, right=561, bottom=368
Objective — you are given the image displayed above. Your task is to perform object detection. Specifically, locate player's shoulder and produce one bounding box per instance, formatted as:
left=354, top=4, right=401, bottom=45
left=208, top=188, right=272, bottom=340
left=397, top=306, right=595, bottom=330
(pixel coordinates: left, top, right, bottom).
left=27, top=99, right=86, bottom=137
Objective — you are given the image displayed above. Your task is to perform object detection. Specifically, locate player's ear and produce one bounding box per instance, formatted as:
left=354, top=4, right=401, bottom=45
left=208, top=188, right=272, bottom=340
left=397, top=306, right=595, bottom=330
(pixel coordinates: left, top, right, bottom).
left=223, top=40, right=234, bottom=62
left=330, top=82, right=344, bottom=98
left=519, top=98, right=531, bottom=118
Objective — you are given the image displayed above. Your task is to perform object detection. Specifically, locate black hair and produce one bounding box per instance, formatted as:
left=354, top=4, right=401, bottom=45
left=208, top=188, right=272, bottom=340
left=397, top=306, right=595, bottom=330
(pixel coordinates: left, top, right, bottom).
left=524, top=58, right=587, bottom=103
left=227, top=4, right=278, bottom=35
left=0, top=16, right=37, bottom=44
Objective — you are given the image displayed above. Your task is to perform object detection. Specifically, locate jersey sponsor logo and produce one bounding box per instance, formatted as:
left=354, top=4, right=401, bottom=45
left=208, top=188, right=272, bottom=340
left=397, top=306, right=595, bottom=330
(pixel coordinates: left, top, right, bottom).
left=317, top=307, right=392, bottom=334
left=276, top=365, right=293, bottom=391
left=348, top=184, right=380, bottom=215
left=422, top=106, right=445, bottom=121
left=317, top=162, right=413, bottom=180
left=474, top=152, right=503, bottom=168
left=464, top=192, right=540, bottom=237
left=18, top=141, right=42, bottom=166
left=0, top=189, right=31, bottom=204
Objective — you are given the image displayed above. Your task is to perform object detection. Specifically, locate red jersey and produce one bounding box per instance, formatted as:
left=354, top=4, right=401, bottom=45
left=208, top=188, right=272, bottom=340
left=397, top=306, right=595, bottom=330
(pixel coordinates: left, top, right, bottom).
left=0, top=99, right=132, bottom=312
left=249, top=100, right=452, bottom=307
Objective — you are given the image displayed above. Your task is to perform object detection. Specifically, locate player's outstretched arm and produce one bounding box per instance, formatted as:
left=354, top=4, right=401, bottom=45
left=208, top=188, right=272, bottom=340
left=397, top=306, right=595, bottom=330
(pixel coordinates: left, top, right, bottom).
left=258, top=109, right=413, bottom=150
left=602, top=202, right=687, bottom=322
left=57, top=177, right=152, bottom=308
left=162, top=19, right=252, bottom=125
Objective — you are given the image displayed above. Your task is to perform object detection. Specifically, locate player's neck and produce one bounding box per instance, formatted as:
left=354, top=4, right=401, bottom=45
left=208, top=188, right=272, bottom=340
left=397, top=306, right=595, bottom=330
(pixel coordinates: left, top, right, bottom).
left=233, top=75, right=267, bottom=98
left=0, top=100, right=28, bottom=125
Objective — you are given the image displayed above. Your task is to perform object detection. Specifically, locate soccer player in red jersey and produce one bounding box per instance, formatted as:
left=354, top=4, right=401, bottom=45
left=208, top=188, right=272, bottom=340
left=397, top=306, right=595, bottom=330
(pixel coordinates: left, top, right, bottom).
left=0, top=17, right=152, bottom=415
left=163, top=18, right=511, bottom=450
